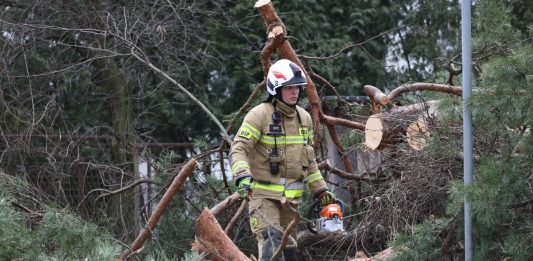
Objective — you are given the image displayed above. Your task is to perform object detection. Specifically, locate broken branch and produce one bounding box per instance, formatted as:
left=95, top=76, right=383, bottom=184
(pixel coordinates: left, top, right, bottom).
left=120, top=159, right=198, bottom=260
left=363, top=83, right=461, bottom=113
left=193, top=208, right=251, bottom=261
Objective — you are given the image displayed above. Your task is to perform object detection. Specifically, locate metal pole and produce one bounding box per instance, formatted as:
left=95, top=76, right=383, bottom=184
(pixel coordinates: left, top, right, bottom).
left=461, top=0, right=473, bottom=260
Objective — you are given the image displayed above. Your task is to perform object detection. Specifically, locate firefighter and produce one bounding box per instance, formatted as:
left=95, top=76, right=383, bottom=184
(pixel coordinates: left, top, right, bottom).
left=230, top=59, right=335, bottom=261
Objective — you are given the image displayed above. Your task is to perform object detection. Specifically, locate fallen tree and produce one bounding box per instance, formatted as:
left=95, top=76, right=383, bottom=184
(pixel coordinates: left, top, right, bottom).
left=189, top=0, right=466, bottom=259
left=364, top=101, right=438, bottom=150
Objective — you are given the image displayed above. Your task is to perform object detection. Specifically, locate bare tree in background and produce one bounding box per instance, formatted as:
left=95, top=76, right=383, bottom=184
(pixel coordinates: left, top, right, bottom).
left=0, top=0, right=238, bottom=241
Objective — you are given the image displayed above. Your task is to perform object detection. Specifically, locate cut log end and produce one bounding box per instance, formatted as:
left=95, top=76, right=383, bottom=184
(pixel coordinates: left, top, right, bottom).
left=364, top=115, right=384, bottom=150
left=268, top=25, right=284, bottom=39
left=406, top=119, right=430, bottom=151
left=254, top=0, right=271, bottom=8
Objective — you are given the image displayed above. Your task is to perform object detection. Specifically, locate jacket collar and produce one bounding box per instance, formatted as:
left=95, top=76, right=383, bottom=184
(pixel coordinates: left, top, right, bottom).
left=273, top=98, right=296, bottom=118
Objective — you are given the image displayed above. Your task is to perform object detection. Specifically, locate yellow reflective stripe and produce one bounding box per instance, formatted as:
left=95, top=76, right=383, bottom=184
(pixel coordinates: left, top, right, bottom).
left=241, top=122, right=261, bottom=140
left=259, top=135, right=308, bottom=145
left=231, top=160, right=250, bottom=173
left=285, top=189, right=304, bottom=198
left=240, top=177, right=251, bottom=185
left=252, top=182, right=284, bottom=192
left=304, top=171, right=322, bottom=182
left=305, top=171, right=324, bottom=185
left=251, top=182, right=304, bottom=198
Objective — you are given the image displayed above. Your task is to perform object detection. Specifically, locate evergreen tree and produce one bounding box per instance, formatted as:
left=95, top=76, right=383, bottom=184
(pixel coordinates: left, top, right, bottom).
left=389, top=0, right=532, bottom=260
left=0, top=176, right=120, bottom=259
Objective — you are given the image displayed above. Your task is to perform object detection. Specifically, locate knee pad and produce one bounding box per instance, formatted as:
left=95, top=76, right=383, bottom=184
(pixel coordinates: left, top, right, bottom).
left=261, top=227, right=283, bottom=261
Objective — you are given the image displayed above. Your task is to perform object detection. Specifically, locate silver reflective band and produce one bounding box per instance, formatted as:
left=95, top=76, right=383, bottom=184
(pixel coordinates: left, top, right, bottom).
left=285, top=181, right=305, bottom=190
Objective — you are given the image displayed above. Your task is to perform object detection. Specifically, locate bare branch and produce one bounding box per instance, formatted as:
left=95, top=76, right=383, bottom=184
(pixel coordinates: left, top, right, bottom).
left=299, top=26, right=406, bottom=61
left=271, top=197, right=300, bottom=261
left=193, top=208, right=251, bottom=261
left=210, top=192, right=242, bottom=217
left=224, top=199, right=248, bottom=234
left=130, top=50, right=231, bottom=144
left=224, top=81, right=266, bottom=137
left=364, top=83, right=462, bottom=113
left=318, top=160, right=389, bottom=182
left=95, top=179, right=156, bottom=202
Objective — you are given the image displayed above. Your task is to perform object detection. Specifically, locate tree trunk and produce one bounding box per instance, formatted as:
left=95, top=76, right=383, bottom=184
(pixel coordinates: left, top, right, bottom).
left=91, top=55, right=137, bottom=240
left=76, top=0, right=136, bottom=239
left=92, top=57, right=133, bottom=165
left=364, top=113, right=404, bottom=150
left=364, top=101, right=437, bottom=150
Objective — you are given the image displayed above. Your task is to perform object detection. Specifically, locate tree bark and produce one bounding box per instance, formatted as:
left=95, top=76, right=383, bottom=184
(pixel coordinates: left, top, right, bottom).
left=192, top=208, right=252, bottom=261
left=120, top=159, right=198, bottom=260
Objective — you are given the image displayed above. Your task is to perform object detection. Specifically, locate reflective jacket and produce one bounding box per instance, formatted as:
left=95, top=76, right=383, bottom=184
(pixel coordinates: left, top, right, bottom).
left=230, top=98, right=328, bottom=201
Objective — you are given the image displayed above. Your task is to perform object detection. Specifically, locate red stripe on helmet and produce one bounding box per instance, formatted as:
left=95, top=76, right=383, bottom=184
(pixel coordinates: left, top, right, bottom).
left=272, top=71, right=286, bottom=80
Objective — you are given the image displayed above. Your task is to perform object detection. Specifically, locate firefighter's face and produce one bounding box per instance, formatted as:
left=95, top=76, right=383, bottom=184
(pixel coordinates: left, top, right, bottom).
left=281, top=85, right=300, bottom=105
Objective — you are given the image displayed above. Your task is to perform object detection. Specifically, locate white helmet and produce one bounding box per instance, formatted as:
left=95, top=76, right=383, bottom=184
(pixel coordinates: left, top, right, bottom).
left=266, top=59, right=307, bottom=96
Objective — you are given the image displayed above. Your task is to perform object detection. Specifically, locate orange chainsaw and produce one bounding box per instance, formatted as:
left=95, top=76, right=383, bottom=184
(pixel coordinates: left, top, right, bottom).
left=306, top=199, right=345, bottom=234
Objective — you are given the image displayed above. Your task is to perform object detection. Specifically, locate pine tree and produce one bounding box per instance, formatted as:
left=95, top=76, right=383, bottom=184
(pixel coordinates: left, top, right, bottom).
left=389, top=0, right=532, bottom=260
left=0, top=176, right=120, bottom=260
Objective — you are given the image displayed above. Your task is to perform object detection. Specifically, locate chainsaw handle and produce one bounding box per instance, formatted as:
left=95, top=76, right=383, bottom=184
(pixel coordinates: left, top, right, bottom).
left=334, top=198, right=346, bottom=213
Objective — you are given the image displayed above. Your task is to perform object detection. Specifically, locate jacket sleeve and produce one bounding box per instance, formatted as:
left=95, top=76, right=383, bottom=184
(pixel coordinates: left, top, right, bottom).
left=229, top=108, right=264, bottom=184
left=304, top=146, right=329, bottom=198
left=300, top=110, right=329, bottom=198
